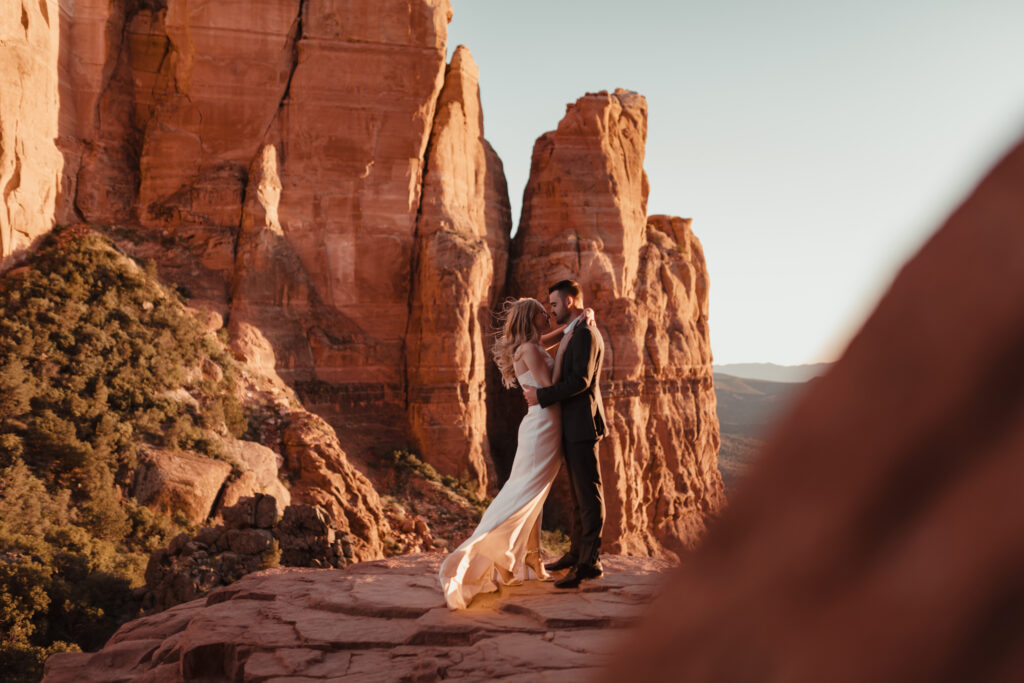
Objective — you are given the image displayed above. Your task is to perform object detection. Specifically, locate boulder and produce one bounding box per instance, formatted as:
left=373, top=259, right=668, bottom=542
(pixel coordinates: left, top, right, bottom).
left=143, top=498, right=355, bottom=612
left=280, top=411, right=391, bottom=561
left=215, top=439, right=290, bottom=517
left=132, top=446, right=232, bottom=526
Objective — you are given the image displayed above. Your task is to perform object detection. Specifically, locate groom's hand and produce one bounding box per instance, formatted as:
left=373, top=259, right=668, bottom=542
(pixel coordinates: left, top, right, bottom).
left=523, top=384, right=539, bottom=406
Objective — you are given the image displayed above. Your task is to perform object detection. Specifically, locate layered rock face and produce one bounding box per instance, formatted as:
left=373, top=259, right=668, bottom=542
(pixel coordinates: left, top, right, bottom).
left=508, top=90, right=724, bottom=556
left=58, top=1, right=304, bottom=234
left=41, top=0, right=460, bottom=459
left=406, top=45, right=512, bottom=494
left=606, top=137, right=1024, bottom=681
left=264, top=0, right=453, bottom=400
left=0, top=0, right=63, bottom=260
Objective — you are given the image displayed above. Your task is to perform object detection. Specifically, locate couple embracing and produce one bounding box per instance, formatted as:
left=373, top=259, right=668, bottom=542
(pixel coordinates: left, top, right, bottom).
left=439, top=280, right=608, bottom=609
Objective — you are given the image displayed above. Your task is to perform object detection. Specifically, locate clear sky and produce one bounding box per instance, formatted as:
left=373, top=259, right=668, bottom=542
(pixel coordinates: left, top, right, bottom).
left=446, top=0, right=1024, bottom=365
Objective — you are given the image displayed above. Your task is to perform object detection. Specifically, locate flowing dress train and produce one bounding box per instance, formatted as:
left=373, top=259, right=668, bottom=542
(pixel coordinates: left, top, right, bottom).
left=439, top=366, right=562, bottom=609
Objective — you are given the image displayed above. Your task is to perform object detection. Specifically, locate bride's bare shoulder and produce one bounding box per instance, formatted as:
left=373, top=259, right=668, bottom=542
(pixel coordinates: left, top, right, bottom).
left=519, top=342, right=546, bottom=358
left=519, top=343, right=552, bottom=371
left=513, top=342, right=537, bottom=363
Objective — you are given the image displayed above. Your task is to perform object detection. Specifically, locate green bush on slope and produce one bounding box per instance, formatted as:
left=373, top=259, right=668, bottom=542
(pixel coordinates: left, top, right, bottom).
left=0, top=227, right=248, bottom=680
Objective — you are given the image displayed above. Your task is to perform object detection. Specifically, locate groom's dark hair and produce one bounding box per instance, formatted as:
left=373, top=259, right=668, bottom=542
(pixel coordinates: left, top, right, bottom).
left=549, top=279, right=583, bottom=304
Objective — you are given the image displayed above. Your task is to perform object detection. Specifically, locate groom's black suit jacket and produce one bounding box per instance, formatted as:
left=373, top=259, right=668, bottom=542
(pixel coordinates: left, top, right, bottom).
left=536, top=323, right=607, bottom=443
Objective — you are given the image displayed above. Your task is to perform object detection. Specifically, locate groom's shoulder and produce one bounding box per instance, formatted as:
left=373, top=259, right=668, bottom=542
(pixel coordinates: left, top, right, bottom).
left=575, top=324, right=603, bottom=345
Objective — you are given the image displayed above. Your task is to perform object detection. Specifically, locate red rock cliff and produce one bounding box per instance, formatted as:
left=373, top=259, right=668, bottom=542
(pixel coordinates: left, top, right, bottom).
left=406, top=45, right=512, bottom=495
left=33, top=0, right=457, bottom=461
left=0, top=0, right=64, bottom=260
left=508, top=90, right=724, bottom=556
left=2, top=4, right=721, bottom=557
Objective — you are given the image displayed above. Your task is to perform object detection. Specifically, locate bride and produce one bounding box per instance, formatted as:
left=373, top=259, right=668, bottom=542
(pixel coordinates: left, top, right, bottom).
left=438, top=297, right=569, bottom=609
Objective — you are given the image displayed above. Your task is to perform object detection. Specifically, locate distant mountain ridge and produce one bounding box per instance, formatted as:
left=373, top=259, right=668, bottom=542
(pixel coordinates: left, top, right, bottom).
left=713, top=362, right=832, bottom=383
left=713, top=372, right=812, bottom=493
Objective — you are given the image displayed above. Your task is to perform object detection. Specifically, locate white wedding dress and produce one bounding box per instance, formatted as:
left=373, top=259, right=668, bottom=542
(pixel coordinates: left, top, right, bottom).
left=439, top=360, right=562, bottom=609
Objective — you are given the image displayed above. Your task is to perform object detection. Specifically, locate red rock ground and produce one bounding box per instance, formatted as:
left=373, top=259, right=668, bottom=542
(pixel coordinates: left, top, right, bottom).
left=43, top=554, right=672, bottom=682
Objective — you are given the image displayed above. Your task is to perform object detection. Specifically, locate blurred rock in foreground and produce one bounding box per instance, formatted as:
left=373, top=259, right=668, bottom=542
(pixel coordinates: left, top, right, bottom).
left=605, top=136, right=1024, bottom=682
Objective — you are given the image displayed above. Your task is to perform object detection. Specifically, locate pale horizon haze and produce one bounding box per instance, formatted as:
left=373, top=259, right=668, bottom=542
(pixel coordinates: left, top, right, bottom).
left=446, top=1, right=1024, bottom=366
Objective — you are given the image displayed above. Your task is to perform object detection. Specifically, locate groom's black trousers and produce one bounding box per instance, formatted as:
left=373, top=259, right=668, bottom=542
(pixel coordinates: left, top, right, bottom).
left=562, top=438, right=605, bottom=566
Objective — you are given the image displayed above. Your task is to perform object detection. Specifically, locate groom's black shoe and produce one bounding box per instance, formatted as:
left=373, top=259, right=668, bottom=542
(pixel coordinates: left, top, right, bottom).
left=553, top=560, right=603, bottom=589
left=544, top=554, right=577, bottom=572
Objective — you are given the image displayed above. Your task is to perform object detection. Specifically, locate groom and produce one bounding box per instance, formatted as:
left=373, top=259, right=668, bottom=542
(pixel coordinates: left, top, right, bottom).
left=523, top=279, right=607, bottom=589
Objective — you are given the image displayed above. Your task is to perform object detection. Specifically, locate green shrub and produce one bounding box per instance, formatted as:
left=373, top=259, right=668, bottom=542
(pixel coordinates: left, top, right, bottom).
left=0, top=227, right=252, bottom=677
left=383, top=449, right=490, bottom=517
left=261, top=538, right=282, bottom=569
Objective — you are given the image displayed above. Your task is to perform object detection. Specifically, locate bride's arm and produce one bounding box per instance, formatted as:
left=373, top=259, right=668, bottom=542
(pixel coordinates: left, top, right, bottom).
left=539, top=324, right=566, bottom=349
left=520, top=343, right=554, bottom=388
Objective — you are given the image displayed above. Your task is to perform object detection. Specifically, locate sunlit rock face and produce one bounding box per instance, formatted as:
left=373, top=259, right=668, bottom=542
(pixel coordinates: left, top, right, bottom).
left=55, top=0, right=303, bottom=249
left=605, top=137, right=1024, bottom=682
left=0, top=0, right=63, bottom=261
left=239, top=0, right=454, bottom=459
left=1, top=0, right=440, bottom=558
left=35, top=0, right=455, bottom=461
left=406, top=45, right=512, bottom=495
left=507, top=90, right=725, bottom=557
left=135, top=1, right=301, bottom=232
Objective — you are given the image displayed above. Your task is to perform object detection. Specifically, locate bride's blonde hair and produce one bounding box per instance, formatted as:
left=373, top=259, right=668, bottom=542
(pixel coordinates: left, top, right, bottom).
left=492, top=297, right=546, bottom=389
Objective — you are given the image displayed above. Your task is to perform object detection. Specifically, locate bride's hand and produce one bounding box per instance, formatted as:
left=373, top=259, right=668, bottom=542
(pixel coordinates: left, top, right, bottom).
left=584, top=307, right=596, bottom=326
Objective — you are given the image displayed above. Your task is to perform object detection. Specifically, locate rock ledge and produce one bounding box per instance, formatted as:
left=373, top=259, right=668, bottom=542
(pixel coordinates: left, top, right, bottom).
left=44, top=554, right=671, bottom=682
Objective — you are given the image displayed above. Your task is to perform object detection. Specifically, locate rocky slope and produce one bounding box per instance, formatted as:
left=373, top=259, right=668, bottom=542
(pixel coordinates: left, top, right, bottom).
left=43, top=553, right=671, bottom=682
left=605, top=136, right=1024, bottom=682
left=0, top=227, right=392, bottom=677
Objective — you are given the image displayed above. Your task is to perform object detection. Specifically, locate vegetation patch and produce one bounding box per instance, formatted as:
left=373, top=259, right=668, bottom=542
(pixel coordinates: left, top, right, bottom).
left=373, top=449, right=493, bottom=554
left=378, top=450, right=572, bottom=559
left=0, top=226, right=249, bottom=680
left=382, top=449, right=489, bottom=516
